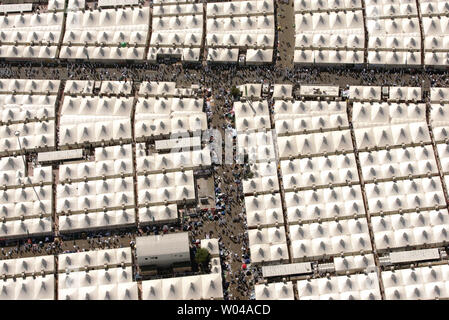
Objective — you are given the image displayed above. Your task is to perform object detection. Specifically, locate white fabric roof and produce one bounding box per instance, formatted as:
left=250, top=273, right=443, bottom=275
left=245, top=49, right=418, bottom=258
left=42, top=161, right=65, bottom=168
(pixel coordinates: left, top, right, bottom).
left=297, top=273, right=381, bottom=300
left=373, top=209, right=449, bottom=250
left=58, top=248, right=132, bottom=271
left=56, top=177, right=134, bottom=213
left=137, top=171, right=195, bottom=205
left=290, top=218, right=371, bottom=259
left=0, top=275, right=55, bottom=300
left=136, top=143, right=211, bottom=173
left=360, top=145, right=437, bottom=181
left=59, top=209, right=136, bottom=232
left=0, top=217, right=52, bottom=239
left=272, top=84, right=293, bottom=99
left=285, top=185, right=364, bottom=222
left=277, top=130, right=353, bottom=158
left=280, top=153, right=358, bottom=189
left=255, top=281, right=294, bottom=300
left=207, top=48, right=239, bottom=63
left=201, top=238, right=220, bottom=256
left=141, top=273, right=223, bottom=300
left=383, top=265, right=449, bottom=300
left=365, top=177, right=444, bottom=215
left=274, top=100, right=348, bottom=135
left=139, top=204, right=178, bottom=224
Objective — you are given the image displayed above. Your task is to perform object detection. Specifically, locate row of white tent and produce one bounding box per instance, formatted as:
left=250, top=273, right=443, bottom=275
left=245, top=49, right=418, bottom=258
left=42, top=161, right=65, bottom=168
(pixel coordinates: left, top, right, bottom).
left=294, top=0, right=363, bottom=12
left=59, top=209, right=136, bottom=232
left=65, top=80, right=94, bottom=95
left=237, top=140, right=276, bottom=163
left=289, top=218, right=370, bottom=241
left=295, top=32, right=365, bottom=49
left=290, top=219, right=372, bottom=259
left=0, top=186, right=52, bottom=218
left=56, top=177, right=134, bottom=213
left=295, top=12, right=365, bottom=32
left=0, top=96, right=56, bottom=123
left=0, top=217, right=52, bottom=239
left=274, top=100, right=347, bottom=118
left=255, top=281, right=294, bottom=300
left=207, top=31, right=274, bottom=48
left=365, top=1, right=418, bottom=17
left=59, top=267, right=134, bottom=293
left=61, top=96, right=133, bottom=117
left=207, top=16, right=275, bottom=35
left=334, top=254, right=375, bottom=273
left=277, top=130, right=354, bottom=158
left=0, top=275, right=55, bottom=300
left=0, top=12, right=63, bottom=43
left=250, top=242, right=289, bottom=263
left=64, top=8, right=149, bottom=35
left=349, top=86, right=382, bottom=100
left=59, top=118, right=131, bottom=145
left=141, top=273, right=223, bottom=300
left=294, top=49, right=365, bottom=64
left=0, top=79, right=60, bottom=94
left=297, top=272, right=381, bottom=299
left=275, top=111, right=348, bottom=135
left=206, top=0, right=274, bottom=17
left=353, top=102, right=426, bottom=126
left=354, top=122, right=430, bottom=149
left=367, top=35, right=421, bottom=50
left=284, top=186, right=365, bottom=222
left=100, top=81, right=132, bottom=95
left=1, top=255, right=54, bottom=276
left=64, top=29, right=147, bottom=45
left=138, top=204, right=178, bottom=224
left=431, top=104, right=449, bottom=142
left=280, top=154, right=359, bottom=189
left=388, top=87, right=422, bottom=101
left=359, top=145, right=438, bottom=181
left=59, top=95, right=133, bottom=145
left=382, top=265, right=449, bottom=300
left=0, top=157, right=52, bottom=186
left=58, top=248, right=132, bottom=271
left=249, top=227, right=289, bottom=247
left=420, top=1, right=449, bottom=16
left=242, top=161, right=279, bottom=195
left=59, top=46, right=145, bottom=60
left=137, top=171, right=196, bottom=205
left=138, top=81, right=195, bottom=96
left=135, top=112, right=206, bottom=136
left=234, top=100, right=270, bottom=132
left=365, top=177, right=445, bottom=214
left=237, top=130, right=274, bottom=150
left=208, top=47, right=273, bottom=64
left=367, top=50, right=422, bottom=66
left=136, top=143, right=212, bottom=173
left=153, top=3, right=202, bottom=16
left=205, top=1, right=274, bottom=63
left=59, top=281, right=138, bottom=300
left=372, top=209, right=449, bottom=249
left=59, top=145, right=133, bottom=181
left=0, top=45, right=59, bottom=59
left=245, top=193, right=283, bottom=227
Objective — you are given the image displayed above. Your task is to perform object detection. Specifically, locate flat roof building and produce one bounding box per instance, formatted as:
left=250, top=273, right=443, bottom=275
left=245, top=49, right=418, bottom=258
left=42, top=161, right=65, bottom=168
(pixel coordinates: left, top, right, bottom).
left=136, top=232, right=191, bottom=268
